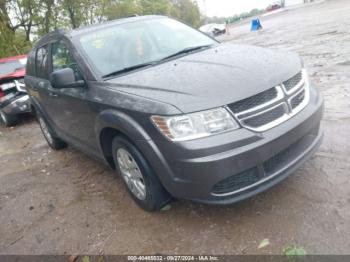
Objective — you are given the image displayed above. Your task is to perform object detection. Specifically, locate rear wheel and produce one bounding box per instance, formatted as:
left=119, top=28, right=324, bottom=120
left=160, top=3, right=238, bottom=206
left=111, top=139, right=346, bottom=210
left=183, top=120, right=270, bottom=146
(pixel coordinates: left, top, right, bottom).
left=37, top=113, right=66, bottom=150
left=0, top=110, right=17, bottom=127
left=112, top=136, right=171, bottom=211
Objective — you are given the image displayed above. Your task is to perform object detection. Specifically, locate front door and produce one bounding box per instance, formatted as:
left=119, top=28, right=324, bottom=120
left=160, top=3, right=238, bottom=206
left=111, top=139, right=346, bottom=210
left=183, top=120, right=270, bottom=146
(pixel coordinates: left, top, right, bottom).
left=47, top=41, right=98, bottom=152
left=31, top=44, right=58, bottom=126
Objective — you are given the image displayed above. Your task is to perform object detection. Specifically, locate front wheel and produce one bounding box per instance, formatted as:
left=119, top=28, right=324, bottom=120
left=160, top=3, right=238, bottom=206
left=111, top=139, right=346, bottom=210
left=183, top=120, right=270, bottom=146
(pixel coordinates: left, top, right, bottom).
left=112, top=136, right=171, bottom=211
left=37, top=113, right=66, bottom=150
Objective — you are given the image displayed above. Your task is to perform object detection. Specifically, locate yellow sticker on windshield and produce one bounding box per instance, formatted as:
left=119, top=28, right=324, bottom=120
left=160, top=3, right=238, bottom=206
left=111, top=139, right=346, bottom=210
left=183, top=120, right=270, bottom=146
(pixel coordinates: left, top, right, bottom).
left=91, top=39, right=105, bottom=49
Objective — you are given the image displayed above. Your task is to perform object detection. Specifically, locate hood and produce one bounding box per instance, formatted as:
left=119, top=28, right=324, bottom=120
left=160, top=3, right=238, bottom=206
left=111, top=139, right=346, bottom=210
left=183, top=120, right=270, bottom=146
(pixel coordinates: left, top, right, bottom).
left=0, top=54, right=27, bottom=63
left=0, top=68, right=25, bottom=81
left=107, top=44, right=302, bottom=113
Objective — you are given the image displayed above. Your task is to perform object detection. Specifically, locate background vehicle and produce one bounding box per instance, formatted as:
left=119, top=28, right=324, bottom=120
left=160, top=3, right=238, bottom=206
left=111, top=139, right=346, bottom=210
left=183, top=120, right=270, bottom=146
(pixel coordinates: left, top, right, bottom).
left=0, top=55, right=31, bottom=127
left=199, top=23, right=226, bottom=37
left=267, top=2, right=282, bottom=12
left=25, top=16, right=323, bottom=211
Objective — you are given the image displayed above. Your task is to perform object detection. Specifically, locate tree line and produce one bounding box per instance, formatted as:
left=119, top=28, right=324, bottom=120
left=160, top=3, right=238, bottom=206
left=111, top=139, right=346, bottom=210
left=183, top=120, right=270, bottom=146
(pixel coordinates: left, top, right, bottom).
left=0, top=0, right=202, bottom=58
left=205, top=8, right=265, bottom=25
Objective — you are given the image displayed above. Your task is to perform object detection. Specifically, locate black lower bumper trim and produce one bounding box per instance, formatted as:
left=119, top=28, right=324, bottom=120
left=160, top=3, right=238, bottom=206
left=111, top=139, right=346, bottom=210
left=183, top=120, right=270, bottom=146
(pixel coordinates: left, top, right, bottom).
left=192, top=126, right=323, bottom=205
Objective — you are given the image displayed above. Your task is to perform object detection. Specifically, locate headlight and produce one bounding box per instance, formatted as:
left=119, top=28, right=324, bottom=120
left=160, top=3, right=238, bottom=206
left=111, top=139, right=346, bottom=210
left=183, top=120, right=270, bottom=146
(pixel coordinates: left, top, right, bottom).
left=151, top=108, right=240, bottom=141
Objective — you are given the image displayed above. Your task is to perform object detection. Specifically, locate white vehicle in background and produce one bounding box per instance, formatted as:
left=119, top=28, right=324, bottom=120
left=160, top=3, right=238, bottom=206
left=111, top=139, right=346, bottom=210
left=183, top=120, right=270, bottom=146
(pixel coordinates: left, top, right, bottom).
left=199, top=23, right=226, bottom=37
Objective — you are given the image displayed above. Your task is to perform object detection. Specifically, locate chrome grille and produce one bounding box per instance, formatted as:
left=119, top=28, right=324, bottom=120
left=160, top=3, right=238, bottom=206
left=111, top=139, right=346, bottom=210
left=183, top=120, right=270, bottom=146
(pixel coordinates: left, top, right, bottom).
left=229, top=87, right=278, bottom=113
left=14, top=78, right=26, bottom=92
left=227, top=70, right=309, bottom=132
left=242, top=104, right=286, bottom=128
left=290, top=89, right=305, bottom=109
left=283, top=72, right=303, bottom=92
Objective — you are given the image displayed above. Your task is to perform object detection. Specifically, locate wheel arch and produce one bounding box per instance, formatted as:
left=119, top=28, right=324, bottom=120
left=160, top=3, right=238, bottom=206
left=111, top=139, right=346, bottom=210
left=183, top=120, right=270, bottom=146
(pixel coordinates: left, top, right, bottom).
left=96, top=109, right=152, bottom=169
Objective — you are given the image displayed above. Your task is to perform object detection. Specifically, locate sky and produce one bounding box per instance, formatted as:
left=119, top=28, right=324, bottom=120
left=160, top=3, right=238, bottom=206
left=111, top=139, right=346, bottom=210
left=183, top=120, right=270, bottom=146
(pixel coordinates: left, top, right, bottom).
left=196, top=0, right=276, bottom=17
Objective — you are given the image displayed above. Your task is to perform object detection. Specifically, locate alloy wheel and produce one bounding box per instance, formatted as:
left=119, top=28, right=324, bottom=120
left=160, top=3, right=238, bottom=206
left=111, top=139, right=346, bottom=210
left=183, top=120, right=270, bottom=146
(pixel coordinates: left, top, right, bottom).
left=38, top=116, right=53, bottom=145
left=0, top=111, right=7, bottom=125
left=117, top=148, right=147, bottom=200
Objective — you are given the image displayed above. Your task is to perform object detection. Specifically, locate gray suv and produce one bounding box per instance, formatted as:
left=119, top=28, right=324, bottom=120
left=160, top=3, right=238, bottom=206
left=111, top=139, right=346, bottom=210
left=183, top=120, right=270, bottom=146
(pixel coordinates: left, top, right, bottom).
left=25, top=16, right=323, bottom=211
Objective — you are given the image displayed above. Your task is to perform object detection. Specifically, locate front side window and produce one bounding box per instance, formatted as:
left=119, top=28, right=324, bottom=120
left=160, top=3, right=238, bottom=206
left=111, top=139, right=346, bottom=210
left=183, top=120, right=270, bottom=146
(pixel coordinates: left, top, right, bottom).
left=77, top=17, right=216, bottom=76
left=52, top=41, right=82, bottom=80
left=36, top=45, right=49, bottom=79
left=26, top=51, right=36, bottom=76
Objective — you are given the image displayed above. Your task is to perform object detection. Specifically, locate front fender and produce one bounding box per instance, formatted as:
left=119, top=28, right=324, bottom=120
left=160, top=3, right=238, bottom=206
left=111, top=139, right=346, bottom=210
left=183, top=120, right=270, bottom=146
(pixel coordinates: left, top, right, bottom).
left=95, top=109, right=179, bottom=192
left=95, top=109, right=151, bottom=142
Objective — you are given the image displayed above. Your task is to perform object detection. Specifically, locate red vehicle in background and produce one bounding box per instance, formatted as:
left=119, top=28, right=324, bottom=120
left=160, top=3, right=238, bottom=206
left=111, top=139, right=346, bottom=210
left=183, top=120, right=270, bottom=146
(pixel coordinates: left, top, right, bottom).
left=0, top=54, right=31, bottom=126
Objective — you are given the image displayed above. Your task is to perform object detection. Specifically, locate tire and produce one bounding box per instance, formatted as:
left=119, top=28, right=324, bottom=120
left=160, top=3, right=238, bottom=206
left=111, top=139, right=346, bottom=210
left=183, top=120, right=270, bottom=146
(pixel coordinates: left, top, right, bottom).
left=112, top=136, right=171, bottom=211
left=37, top=112, right=66, bottom=150
left=0, top=110, right=18, bottom=127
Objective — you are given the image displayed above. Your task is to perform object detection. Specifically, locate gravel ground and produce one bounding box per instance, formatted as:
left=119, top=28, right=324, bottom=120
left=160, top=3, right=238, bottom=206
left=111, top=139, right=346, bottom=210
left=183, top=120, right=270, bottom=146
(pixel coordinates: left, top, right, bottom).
left=0, top=0, right=349, bottom=255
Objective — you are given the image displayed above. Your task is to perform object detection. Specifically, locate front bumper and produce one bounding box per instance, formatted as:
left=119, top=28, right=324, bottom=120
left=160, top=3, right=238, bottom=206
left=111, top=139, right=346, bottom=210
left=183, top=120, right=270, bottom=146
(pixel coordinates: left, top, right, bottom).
left=137, top=86, right=324, bottom=204
left=191, top=125, right=322, bottom=205
left=1, top=94, right=31, bottom=116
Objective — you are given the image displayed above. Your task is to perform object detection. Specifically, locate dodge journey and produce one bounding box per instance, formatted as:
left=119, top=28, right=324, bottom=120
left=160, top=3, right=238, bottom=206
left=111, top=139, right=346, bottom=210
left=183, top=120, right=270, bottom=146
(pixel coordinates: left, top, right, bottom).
left=25, top=16, right=323, bottom=211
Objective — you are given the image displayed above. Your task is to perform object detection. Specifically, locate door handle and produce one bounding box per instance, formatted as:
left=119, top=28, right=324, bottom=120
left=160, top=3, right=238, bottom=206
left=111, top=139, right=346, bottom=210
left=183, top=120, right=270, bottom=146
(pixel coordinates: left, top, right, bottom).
left=49, top=92, right=59, bottom=97
left=38, top=81, right=45, bottom=88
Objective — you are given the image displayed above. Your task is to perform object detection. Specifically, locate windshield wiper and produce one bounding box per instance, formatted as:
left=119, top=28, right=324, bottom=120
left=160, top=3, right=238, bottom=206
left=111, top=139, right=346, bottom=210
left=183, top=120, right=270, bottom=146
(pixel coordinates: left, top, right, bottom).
left=102, top=61, right=158, bottom=78
left=102, top=45, right=213, bottom=78
left=160, top=45, right=214, bottom=61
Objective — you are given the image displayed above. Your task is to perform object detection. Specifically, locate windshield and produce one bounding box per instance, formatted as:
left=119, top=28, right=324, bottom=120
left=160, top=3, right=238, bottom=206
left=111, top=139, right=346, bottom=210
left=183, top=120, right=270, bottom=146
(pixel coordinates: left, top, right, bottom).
left=0, top=58, right=27, bottom=75
left=78, top=17, right=216, bottom=76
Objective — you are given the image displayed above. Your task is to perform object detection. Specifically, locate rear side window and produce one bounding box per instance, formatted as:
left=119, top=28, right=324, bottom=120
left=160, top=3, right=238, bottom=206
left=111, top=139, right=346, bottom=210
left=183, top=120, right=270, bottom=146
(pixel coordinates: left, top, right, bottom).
left=26, top=51, right=36, bottom=76
left=52, top=41, right=82, bottom=80
left=36, top=45, right=49, bottom=79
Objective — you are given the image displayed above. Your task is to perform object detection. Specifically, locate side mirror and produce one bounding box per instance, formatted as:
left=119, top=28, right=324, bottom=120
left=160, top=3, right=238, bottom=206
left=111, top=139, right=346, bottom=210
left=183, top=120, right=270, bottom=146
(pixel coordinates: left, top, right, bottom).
left=50, top=68, right=85, bottom=89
